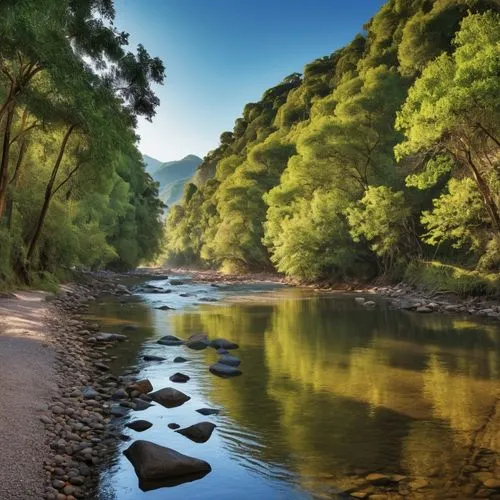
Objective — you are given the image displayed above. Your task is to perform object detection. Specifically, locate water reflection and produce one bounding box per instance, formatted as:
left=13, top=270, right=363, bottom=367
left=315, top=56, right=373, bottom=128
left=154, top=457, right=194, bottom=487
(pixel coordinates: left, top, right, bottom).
left=92, top=285, right=500, bottom=499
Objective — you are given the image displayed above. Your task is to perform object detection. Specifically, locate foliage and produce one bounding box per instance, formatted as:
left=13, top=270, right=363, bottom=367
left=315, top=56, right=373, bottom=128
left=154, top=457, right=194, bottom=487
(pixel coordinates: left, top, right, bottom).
left=346, top=186, right=411, bottom=264
left=404, top=260, right=500, bottom=297
left=0, top=0, right=165, bottom=286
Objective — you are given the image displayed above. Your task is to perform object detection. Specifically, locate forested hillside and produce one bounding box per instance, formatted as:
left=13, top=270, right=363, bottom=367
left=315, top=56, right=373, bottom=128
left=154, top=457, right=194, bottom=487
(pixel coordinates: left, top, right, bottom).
left=0, top=0, right=165, bottom=286
left=165, top=0, right=500, bottom=289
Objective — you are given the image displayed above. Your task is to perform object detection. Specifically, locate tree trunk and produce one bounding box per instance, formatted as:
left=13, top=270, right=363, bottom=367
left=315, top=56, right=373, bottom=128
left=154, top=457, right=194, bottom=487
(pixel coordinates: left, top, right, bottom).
left=465, top=150, right=500, bottom=233
left=0, top=105, right=15, bottom=220
left=26, top=124, right=75, bottom=262
left=5, top=137, right=28, bottom=229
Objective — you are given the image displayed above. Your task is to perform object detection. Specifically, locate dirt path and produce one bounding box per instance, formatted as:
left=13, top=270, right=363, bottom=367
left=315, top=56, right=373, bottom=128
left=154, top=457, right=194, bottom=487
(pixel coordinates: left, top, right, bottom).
left=0, top=291, right=56, bottom=500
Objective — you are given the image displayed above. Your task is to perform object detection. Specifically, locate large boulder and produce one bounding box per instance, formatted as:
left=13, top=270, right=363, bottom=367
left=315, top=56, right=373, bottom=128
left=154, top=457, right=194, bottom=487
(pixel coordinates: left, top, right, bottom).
left=123, top=440, right=211, bottom=491
left=209, top=363, right=242, bottom=378
left=176, top=422, right=216, bottom=443
left=218, top=354, right=240, bottom=367
left=210, top=338, right=239, bottom=350
left=149, top=387, right=190, bottom=408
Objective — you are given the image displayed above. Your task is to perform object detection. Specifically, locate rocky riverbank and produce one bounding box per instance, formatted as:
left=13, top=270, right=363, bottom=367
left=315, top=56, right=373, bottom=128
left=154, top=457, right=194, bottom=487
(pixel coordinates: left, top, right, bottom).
left=367, top=282, right=500, bottom=322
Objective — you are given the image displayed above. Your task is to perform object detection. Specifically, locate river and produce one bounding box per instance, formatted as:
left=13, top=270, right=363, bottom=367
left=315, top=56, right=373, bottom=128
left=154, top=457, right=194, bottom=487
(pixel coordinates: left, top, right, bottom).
left=85, top=274, right=500, bottom=499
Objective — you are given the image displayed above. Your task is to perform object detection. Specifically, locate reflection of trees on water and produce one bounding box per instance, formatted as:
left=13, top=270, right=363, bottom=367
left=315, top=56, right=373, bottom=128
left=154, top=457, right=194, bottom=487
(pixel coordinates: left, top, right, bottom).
left=170, top=290, right=500, bottom=496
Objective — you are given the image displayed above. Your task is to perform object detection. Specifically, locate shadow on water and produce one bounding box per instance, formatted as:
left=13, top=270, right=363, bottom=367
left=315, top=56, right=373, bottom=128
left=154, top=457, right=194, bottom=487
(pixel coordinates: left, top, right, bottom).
left=88, top=280, right=500, bottom=499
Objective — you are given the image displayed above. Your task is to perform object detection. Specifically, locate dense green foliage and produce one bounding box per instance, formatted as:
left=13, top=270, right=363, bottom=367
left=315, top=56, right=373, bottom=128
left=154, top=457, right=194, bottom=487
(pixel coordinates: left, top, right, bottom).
left=165, top=1, right=500, bottom=286
left=0, top=0, right=165, bottom=285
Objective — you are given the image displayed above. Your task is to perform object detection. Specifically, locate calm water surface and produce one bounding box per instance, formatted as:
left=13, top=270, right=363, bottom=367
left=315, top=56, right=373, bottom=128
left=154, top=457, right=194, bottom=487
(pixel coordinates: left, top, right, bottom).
left=86, top=276, right=500, bottom=499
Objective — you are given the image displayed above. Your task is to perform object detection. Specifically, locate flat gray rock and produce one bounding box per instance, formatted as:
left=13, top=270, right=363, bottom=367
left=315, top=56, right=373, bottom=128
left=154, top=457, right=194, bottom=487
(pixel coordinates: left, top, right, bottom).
left=157, top=335, right=183, bottom=346
left=196, top=408, right=220, bottom=416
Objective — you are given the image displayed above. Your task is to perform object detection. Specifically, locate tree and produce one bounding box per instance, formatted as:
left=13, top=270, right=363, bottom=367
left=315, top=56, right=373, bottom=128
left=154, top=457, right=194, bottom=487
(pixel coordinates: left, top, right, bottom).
left=396, top=11, right=500, bottom=232
left=346, top=186, right=412, bottom=271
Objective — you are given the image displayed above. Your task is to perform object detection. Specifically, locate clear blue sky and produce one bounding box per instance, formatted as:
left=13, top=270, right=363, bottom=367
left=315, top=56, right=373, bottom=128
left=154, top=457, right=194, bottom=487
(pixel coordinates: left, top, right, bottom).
left=114, top=0, right=386, bottom=162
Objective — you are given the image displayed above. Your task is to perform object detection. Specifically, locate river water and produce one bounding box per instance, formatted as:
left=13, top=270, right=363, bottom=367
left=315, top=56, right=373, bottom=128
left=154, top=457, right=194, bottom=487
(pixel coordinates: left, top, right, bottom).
left=86, top=275, right=500, bottom=499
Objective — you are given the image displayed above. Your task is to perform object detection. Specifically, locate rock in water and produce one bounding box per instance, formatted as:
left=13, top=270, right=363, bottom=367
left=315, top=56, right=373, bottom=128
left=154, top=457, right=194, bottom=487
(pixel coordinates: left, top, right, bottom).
left=149, top=387, right=191, bottom=408
left=173, top=356, right=188, bottom=363
left=169, top=372, right=190, bottom=383
left=186, top=340, right=209, bottom=350
left=218, top=354, right=241, bottom=367
left=156, top=305, right=175, bottom=311
left=188, top=333, right=208, bottom=342
left=129, top=379, right=153, bottom=395
left=126, top=420, right=153, bottom=432
left=176, top=422, right=216, bottom=443
left=132, top=398, right=154, bottom=411
left=209, top=362, right=242, bottom=378
left=196, top=408, right=221, bottom=416
left=157, top=335, right=184, bottom=346
left=123, top=440, right=211, bottom=491
left=168, top=423, right=180, bottom=430
left=169, top=279, right=185, bottom=286
left=210, top=338, right=239, bottom=350
left=143, top=355, right=166, bottom=362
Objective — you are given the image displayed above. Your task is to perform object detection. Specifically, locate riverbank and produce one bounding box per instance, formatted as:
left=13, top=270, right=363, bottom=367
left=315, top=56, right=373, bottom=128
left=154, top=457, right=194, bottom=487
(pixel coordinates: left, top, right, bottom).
left=0, top=274, right=148, bottom=499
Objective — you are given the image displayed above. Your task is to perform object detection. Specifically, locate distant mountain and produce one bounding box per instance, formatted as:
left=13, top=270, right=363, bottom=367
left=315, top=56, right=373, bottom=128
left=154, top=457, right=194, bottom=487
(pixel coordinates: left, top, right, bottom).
left=143, top=154, right=202, bottom=208
left=143, top=154, right=164, bottom=175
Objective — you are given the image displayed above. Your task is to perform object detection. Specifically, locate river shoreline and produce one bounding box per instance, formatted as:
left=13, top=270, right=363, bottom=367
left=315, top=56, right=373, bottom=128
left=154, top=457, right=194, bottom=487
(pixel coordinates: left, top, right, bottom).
left=167, top=267, right=500, bottom=323
left=1, top=269, right=499, bottom=499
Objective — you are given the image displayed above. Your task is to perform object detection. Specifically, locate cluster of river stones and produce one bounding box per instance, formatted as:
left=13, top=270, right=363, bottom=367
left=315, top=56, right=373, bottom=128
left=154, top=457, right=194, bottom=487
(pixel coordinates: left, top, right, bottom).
left=40, top=275, right=244, bottom=499
left=39, top=274, right=500, bottom=500
left=355, top=283, right=500, bottom=321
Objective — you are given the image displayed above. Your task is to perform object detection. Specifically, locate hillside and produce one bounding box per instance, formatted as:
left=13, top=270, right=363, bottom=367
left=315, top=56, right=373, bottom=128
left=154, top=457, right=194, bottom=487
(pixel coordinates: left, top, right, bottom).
left=143, top=154, right=165, bottom=175
left=143, top=154, right=202, bottom=207
left=164, top=0, right=500, bottom=282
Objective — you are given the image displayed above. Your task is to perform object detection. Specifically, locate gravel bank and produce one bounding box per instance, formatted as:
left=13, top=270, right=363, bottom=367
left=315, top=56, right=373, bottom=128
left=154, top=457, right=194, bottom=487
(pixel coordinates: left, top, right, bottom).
left=0, top=291, right=55, bottom=500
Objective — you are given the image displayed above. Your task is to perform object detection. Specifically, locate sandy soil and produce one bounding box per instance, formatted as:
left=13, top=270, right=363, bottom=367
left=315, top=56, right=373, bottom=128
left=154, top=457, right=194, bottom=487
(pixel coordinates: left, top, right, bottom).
left=0, top=291, right=56, bottom=500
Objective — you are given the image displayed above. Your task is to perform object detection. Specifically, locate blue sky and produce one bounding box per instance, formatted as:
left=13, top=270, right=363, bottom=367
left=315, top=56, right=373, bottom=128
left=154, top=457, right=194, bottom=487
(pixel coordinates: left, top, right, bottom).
left=114, top=0, right=386, bottom=162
